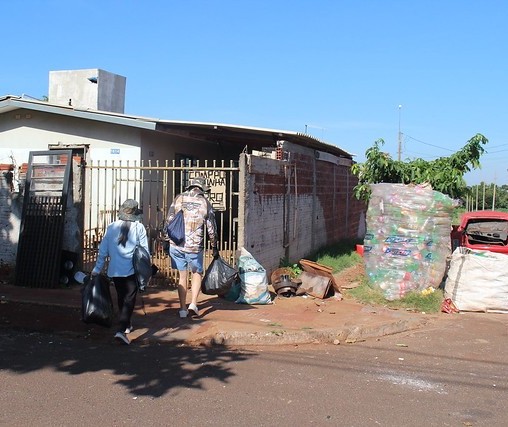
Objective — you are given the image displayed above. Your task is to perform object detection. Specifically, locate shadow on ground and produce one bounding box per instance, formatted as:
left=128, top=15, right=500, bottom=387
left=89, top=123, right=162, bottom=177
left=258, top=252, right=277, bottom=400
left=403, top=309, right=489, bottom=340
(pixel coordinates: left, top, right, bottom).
left=0, top=325, right=256, bottom=398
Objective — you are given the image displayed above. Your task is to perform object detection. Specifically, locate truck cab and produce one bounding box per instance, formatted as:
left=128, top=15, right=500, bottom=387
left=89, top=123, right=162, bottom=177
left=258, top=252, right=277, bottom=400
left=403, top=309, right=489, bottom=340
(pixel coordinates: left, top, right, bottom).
left=454, top=210, right=508, bottom=254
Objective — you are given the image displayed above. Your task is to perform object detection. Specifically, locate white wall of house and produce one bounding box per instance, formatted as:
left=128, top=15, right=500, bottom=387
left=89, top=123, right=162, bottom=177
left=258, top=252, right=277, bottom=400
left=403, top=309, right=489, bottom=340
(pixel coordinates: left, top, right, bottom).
left=0, top=110, right=145, bottom=270
left=0, top=109, right=142, bottom=168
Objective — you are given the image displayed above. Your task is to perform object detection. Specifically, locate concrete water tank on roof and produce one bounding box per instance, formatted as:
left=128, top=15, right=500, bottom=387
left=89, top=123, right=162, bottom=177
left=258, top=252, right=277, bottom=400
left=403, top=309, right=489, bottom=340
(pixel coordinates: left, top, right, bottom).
left=48, top=68, right=126, bottom=114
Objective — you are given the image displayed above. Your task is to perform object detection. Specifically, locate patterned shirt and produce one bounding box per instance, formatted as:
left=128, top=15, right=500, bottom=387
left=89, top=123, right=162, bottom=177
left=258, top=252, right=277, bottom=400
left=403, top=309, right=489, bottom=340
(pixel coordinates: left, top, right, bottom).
left=166, top=187, right=218, bottom=253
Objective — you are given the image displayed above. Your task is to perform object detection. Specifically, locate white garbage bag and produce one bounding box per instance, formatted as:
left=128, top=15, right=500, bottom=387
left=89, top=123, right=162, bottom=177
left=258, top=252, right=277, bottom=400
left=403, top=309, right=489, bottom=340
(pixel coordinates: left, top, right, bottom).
left=236, top=247, right=272, bottom=304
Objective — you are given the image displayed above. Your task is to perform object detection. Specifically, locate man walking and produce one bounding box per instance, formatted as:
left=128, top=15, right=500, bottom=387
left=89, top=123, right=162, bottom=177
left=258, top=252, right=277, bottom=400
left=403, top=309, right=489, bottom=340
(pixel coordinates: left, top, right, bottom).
left=166, top=176, right=219, bottom=318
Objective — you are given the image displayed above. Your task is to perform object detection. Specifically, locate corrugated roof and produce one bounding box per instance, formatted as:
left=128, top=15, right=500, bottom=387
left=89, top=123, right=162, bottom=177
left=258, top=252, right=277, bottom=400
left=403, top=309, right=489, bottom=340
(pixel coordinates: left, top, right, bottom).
left=0, top=95, right=158, bottom=130
left=0, top=95, right=353, bottom=159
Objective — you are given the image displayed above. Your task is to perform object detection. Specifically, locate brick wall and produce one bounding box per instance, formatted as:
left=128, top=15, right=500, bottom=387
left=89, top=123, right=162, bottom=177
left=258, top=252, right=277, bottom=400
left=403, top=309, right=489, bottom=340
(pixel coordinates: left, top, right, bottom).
left=240, top=146, right=366, bottom=275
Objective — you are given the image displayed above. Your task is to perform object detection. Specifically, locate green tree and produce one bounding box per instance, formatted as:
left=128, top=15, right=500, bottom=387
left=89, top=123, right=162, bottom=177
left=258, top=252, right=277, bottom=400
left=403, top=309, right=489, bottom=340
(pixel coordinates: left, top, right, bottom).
left=468, top=183, right=508, bottom=211
left=351, top=133, right=488, bottom=201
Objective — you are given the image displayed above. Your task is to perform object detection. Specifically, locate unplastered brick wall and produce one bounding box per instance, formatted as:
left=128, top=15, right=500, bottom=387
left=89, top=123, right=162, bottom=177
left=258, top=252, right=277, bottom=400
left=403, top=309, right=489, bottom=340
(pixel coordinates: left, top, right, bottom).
left=290, top=150, right=364, bottom=249
left=241, top=155, right=287, bottom=270
left=313, top=157, right=361, bottom=241
left=241, top=148, right=366, bottom=275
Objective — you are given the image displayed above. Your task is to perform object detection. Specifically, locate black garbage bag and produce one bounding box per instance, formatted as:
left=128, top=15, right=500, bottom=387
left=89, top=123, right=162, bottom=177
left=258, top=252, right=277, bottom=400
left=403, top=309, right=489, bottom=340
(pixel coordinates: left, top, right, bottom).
left=133, top=244, right=152, bottom=292
left=201, top=256, right=239, bottom=295
left=220, top=280, right=241, bottom=302
left=81, top=274, right=114, bottom=327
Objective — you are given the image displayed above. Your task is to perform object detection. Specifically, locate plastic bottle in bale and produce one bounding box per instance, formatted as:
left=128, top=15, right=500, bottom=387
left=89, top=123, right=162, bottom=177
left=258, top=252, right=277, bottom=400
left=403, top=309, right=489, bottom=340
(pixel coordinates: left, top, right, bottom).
left=363, top=183, right=456, bottom=300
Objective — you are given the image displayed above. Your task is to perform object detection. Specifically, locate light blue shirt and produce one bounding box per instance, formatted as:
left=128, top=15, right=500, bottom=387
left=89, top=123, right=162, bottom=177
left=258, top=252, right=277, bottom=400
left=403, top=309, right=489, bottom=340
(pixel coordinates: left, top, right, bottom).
left=92, top=220, right=150, bottom=278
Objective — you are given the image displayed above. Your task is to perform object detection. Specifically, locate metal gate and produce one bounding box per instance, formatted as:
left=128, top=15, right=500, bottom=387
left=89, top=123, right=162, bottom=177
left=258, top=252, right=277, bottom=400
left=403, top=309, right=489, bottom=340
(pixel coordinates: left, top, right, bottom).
left=82, top=159, right=240, bottom=286
left=15, top=150, right=73, bottom=288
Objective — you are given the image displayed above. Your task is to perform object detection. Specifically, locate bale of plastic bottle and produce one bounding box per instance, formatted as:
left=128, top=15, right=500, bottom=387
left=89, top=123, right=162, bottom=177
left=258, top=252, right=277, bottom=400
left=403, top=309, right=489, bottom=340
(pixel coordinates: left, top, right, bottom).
left=363, top=183, right=456, bottom=300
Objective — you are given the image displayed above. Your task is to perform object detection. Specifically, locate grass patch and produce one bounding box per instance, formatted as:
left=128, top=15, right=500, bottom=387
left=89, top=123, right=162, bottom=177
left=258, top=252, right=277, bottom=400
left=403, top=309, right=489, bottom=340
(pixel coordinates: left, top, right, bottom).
left=345, top=277, right=388, bottom=305
left=345, top=279, right=444, bottom=313
left=306, top=239, right=363, bottom=273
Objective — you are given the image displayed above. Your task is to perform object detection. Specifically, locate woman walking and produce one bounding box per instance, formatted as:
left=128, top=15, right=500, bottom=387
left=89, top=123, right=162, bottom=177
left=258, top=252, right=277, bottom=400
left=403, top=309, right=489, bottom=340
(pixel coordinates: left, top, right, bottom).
left=92, top=199, right=149, bottom=345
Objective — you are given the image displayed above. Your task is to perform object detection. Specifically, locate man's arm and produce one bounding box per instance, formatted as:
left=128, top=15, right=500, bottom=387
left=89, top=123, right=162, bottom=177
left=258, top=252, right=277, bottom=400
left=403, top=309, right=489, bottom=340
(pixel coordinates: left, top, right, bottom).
left=205, top=203, right=219, bottom=249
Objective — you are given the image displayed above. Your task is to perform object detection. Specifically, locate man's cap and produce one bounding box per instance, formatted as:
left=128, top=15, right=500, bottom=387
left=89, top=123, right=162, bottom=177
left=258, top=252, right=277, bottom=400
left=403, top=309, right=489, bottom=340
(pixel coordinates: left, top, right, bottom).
left=186, top=176, right=209, bottom=192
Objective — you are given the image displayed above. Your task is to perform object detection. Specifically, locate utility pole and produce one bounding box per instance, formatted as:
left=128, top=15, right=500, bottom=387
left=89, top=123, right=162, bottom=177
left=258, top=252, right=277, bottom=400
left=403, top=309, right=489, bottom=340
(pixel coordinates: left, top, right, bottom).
left=492, top=173, right=497, bottom=210
left=397, top=105, right=402, bottom=161
left=492, top=183, right=497, bottom=210
left=482, top=182, right=486, bottom=210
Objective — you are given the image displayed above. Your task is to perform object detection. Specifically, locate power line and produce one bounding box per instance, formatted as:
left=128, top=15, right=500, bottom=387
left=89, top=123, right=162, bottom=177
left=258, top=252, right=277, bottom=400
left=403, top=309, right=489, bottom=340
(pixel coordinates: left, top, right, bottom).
left=487, top=143, right=508, bottom=149
left=404, top=150, right=444, bottom=159
left=486, top=148, right=508, bottom=154
left=404, top=134, right=455, bottom=152
left=476, top=155, right=508, bottom=162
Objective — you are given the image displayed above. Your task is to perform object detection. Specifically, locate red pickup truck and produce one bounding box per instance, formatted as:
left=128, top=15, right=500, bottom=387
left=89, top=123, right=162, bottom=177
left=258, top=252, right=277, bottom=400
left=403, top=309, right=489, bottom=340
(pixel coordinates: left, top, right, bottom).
left=452, top=210, right=508, bottom=254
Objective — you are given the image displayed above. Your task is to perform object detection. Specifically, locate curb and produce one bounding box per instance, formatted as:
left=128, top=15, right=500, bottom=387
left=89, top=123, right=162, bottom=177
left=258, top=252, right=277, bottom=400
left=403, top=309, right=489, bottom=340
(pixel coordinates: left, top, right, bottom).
left=1, top=286, right=431, bottom=348
left=188, top=317, right=429, bottom=347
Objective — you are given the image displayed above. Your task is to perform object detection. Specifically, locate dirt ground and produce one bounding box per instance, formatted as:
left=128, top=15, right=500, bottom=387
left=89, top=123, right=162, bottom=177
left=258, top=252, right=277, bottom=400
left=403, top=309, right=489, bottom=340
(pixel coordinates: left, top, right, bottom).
left=333, top=263, right=366, bottom=289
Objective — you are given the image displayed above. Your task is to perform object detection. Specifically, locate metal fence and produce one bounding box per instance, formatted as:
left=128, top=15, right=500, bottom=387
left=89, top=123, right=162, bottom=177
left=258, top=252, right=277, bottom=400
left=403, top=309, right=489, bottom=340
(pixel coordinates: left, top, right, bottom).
left=82, top=159, right=240, bottom=287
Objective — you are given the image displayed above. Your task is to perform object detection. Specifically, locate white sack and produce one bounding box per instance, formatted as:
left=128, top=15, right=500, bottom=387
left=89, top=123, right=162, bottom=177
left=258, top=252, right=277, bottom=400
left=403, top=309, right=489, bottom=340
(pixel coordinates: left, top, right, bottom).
left=236, top=247, right=272, bottom=305
left=444, top=247, right=508, bottom=312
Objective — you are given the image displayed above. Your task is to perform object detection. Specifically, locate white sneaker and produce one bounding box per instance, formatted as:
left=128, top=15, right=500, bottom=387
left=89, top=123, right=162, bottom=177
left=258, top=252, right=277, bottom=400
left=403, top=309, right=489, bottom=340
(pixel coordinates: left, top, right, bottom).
left=124, top=325, right=133, bottom=334
left=114, top=331, right=130, bottom=345
left=179, top=309, right=188, bottom=318
left=188, top=303, right=199, bottom=317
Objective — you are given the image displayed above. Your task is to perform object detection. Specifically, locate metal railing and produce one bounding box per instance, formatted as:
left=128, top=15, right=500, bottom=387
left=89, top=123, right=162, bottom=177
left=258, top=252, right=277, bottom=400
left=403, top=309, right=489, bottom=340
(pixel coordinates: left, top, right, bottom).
left=82, top=159, right=240, bottom=287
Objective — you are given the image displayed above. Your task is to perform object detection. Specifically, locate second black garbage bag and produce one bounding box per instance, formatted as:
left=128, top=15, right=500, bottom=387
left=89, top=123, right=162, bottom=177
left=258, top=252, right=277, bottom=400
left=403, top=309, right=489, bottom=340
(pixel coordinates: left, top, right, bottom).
left=201, top=256, right=239, bottom=295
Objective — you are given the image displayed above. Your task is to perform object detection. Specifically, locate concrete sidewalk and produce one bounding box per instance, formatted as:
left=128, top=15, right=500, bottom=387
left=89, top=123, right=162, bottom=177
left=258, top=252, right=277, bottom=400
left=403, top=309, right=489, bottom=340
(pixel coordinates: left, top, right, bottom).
left=0, top=282, right=431, bottom=347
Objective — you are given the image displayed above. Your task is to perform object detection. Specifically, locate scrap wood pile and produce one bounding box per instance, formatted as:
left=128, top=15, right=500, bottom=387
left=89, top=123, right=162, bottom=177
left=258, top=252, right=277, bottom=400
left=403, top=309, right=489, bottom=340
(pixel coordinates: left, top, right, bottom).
left=270, top=259, right=342, bottom=300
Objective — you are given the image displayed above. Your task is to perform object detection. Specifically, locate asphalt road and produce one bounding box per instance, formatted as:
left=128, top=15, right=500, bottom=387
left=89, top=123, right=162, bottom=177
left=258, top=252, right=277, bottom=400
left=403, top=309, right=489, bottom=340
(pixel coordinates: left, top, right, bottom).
left=1, top=313, right=507, bottom=426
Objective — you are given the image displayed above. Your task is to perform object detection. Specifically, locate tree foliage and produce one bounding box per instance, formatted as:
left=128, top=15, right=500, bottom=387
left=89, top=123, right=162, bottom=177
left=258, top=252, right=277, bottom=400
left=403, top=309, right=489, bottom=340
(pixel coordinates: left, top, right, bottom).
left=468, top=183, right=508, bottom=211
left=351, top=133, right=488, bottom=201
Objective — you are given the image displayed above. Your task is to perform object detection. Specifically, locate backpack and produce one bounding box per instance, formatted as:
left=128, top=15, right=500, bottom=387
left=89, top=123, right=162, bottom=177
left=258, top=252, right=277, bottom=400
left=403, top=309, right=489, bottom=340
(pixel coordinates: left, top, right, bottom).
left=165, top=209, right=185, bottom=246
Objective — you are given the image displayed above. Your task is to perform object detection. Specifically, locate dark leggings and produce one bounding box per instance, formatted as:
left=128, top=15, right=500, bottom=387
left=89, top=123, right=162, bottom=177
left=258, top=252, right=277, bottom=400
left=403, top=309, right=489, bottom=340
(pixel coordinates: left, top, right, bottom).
left=112, top=275, right=138, bottom=332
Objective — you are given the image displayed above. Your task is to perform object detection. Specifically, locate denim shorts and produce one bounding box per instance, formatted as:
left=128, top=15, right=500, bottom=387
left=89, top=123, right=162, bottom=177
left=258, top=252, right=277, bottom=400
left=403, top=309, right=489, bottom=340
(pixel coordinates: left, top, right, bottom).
left=169, top=246, right=204, bottom=274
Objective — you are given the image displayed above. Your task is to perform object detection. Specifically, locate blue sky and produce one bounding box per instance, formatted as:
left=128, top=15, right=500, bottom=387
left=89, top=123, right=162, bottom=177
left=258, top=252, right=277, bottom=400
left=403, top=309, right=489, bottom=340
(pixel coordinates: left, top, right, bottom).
left=2, top=0, right=507, bottom=185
